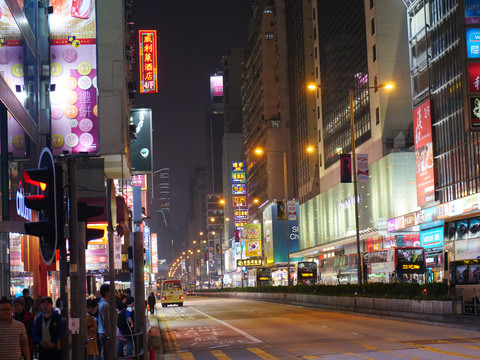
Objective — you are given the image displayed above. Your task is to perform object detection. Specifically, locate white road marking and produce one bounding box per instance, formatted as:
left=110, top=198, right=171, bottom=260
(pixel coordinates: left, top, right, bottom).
left=191, top=307, right=263, bottom=343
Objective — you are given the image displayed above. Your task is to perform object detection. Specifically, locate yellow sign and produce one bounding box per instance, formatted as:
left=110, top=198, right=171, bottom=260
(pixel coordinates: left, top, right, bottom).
left=237, top=259, right=263, bottom=267
left=246, top=240, right=262, bottom=257
left=302, top=273, right=314, bottom=277
left=233, top=196, right=247, bottom=207
left=402, top=264, right=420, bottom=270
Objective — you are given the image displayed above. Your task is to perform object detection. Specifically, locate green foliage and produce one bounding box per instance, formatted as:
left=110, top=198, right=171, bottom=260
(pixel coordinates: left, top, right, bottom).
left=198, top=282, right=449, bottom=300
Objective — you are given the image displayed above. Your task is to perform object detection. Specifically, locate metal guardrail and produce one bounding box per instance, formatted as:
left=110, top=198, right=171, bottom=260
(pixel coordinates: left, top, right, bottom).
left=85, top=331, right=145, bottom=360
left=458, top=288, right=480, bottom=316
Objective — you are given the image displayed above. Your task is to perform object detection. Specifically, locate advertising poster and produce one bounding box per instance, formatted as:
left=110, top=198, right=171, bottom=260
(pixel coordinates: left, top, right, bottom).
left=0, top=4, right=26, bottom=158
left=245, top=223, right=261, bottom=240
left=114, top=234, right=122, bottom=270
left=86, top=224, right=107, bottom=272
left=466, top=0, right=480, bottom=24
left=413, top=99, right=435, bottom=206
left=231, top=162, right=245, bottom=172
left=340, top=154, right=352, bottom=183
left=470, top=96, right=480, bottom=126
left=130, top=108, right=153, bottom=173
left=49, top=0, right=98, bottom=155
left=357, top=154, right=369, bottom=182
left=468, top=63, right=480, bottom=92
left=420, top=227, right=443, bottom=249
left=232, top=196, right=246, bottom=207
left=277, top=201, right=285, bottom=220
left=467, top=28, right=480, bottom=58
left=245, top=240, right=262, bottom=257
left=287, top=200, right=296, bottom=221
left=151, top=233, right=158, bottom=274
left=232, top=172, right=245, bottom=183
left=232, top=184, right=246, bottom=195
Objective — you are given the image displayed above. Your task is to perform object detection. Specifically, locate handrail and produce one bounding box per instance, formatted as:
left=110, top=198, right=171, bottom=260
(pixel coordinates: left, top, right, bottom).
left=84, top=330, right=145, bottom=359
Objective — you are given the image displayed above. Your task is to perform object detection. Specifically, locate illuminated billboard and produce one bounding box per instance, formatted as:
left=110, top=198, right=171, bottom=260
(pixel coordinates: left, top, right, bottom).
left=232, top=162, right=245, bottom=172
left=234, top=209, right=248, bottom=221
left=232, top=172, right=245, bottom=183
left=139, top=30, right=158, bottom=94
left=49, top=0, right=99, bottom=155
left=210, top=75, right=223, bottom=97
left=232, top=196, right=247, bottom=207
left=130, top=108, right=153, bottom=173
left=0, top=4, right=26, bottom=158
left=232, top=184, right=246, bottom=195
left=413, top=100, right=435, bottom=206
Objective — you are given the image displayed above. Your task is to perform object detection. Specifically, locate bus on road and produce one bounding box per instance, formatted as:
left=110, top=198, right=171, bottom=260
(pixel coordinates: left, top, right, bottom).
left=296, top=261, right=318, bottom=285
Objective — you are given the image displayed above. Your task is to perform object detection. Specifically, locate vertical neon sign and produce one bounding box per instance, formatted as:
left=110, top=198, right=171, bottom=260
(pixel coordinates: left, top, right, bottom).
left=139, top=30, right=158, bottom=94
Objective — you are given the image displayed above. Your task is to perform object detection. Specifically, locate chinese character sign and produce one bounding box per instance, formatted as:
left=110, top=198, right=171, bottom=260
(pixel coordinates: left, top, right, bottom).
left=468, top=63, right=480, bottom=92
left=232, top=196, right=246, bottom=207
left=139, top=30, right=158, bottom=94
left=413, top=99, right=435, bottom=206
left=467, top=28, right=480, bottom=58
left=232, top=184, right=246, bottom=195
left=231, top=162, right=245, bottom=172
left=232, top=172, right=245, bottom=183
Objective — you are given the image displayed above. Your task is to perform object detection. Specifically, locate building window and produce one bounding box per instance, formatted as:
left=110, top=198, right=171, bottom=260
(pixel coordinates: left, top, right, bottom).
left=317, top=106, right=320, bottom=119
left=371, top=18, right=375, bottom=35
left=313, top=8, right=316, bottom=20
left=313, top=27, right=317, bottom=40
left=372, top=44, right=376, bottom=62
left=315, top=46, right=318, bottom=59
left=316, top=66, right=319, bottom=78
left=376, top=107, right=380, bottom=125
left=370, top=0, right=374, bottom=8
left=265, top=33, right=274, bottom=40
left=318, top=129, right=322, bottom=142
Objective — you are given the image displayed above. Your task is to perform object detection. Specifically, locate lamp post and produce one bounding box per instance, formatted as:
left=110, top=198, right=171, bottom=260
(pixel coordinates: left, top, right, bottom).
left=308, top=82, right=393, bottom=285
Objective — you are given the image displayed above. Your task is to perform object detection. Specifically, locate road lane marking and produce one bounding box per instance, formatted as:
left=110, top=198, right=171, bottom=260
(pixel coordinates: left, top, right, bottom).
left=378, top=349, right=419, bottom=359
left=361, top=344, right=377, bottom=350
left=191, top=307, right=262, bottom=343
left=404, top=342, right=480, bottom=359
left=343, top=352, right=377, bottom=359
left=179, top=352, right=195, bottom=360
left=247, top=347, right=280, bottom=360
left=467, top=345, right=480, bottom=351
left=158, top=311, right=180, bottom=352
left=211, top=349, right=233, bottom=359
left=302, top=356, right=322, bottom=359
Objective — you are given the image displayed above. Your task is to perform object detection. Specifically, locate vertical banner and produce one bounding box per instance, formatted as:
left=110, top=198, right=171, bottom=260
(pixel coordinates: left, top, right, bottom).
left=130, top=108, right=153, bottom=173
left=151, top=233, right=158, bottom=274
left=139, top=30, right=158, bottom=94
left=287, top=200, right=297, bottom=221
left=277, top=201, right=285, bottom=220
left=144, top=226, right=151, bottom=270
left=113, top=234, right=122, bottom=270
left=413, top=99, right=435, bottom=206
left=357, top=154, right=369, bottom=182
left=49, top=0, right=99, bottom=155
left=340, top=154, right=352, bottom=183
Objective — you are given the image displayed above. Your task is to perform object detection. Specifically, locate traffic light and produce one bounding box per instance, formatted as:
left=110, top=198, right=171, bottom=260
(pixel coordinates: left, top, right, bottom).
left=77, top=201, right=105, bottom=247
left=23, top=148, right=61, bottom=265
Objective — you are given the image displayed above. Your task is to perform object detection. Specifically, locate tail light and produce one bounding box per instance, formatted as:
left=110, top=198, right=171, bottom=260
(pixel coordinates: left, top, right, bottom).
left=180, top=295, right=184, bottom=299
left=162, top=297, right=166, bottom=300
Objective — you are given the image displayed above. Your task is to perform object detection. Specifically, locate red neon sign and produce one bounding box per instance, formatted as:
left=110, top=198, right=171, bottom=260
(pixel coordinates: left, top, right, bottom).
left=139, top=30, right=158, bottom=94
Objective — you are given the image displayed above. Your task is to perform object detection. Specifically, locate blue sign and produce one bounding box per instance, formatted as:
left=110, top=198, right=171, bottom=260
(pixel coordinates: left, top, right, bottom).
left=466, top=0, right=480, bottom=24
left=424, top=206, right=437, bottom=223
left=466, top=28, right=480, bottom=58
left=420, top=227, right=443, bottom=249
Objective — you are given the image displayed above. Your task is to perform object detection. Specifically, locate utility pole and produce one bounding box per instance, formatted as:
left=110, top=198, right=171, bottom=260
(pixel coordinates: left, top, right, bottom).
left=0, top=103, right=10, bottom=297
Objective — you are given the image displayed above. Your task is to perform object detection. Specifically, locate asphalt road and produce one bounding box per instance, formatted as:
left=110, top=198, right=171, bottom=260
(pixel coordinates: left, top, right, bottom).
left=154, top=296, right=480, bottom=360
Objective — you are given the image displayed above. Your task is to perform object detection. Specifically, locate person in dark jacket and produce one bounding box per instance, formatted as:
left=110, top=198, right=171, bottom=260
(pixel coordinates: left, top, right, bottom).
left=147, top=292, right=156, bottom=314
left=13, top=297, right=34, bottom=360
left=22, top=289, right=34, bottom=312
left=33, top=296, right=61, bottom=360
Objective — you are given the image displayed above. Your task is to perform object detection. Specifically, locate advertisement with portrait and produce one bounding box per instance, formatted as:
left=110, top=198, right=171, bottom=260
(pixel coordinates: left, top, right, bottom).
left=413, top=99, right=435, bottom=206
left=49, top=0, right=99, bottom=155
left=0, top=3, right=26, bottom=158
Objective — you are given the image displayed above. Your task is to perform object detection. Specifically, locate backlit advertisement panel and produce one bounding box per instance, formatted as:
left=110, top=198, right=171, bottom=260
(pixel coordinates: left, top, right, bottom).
left=232, top=172, right=245, bottom=183
left=232, top=161, right=245, bottom=172
left=210, top=75, right=223, bottom=97
left=413, top=100, right=435, bottom=206
left=232, top=184, right=246, bottom=195
left=0, top=4, right=26, bottom=158
left=420, top=227, right=444, bottom=249
left=232, top=196, right=246, bottom=207
left=139, top=30, right=158, bottom=94
left=130, top=108, right=153, bottom=173
left=234, top=209, right=248, bottom=221
left=466, top=0, right=480, bottom=24
left=467, top=28, right=480, bottom=58
left=468, top=63, right=480, bottom=92
left=151, top=233, right=158, bottom=274
left=49, top=0, right=99, bottom=155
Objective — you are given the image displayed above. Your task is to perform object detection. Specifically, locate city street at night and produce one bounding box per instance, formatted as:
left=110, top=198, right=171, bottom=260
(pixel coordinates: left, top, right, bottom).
left=155, top=296, right=480, bottom=360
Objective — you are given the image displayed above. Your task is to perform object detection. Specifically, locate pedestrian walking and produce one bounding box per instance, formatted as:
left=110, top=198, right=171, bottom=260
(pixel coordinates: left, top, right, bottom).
left=98, top=283, right=112, bottom=360
left=13, top=296, right=35, bottom=360
left=147, top=292, right=156, bottom=315
left=22, top=289, right=34, bottom=312
left=33, top=296, right=61, bottom=360
left=0, top=297, right=30, bottom=360
left=117, top=297, right=135, bottom=357
left=87, top=298, right=100, bottom=360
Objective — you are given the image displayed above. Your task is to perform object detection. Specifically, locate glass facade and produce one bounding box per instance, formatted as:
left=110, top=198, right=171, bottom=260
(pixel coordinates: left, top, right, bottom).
left=408, top=0, right=480, bottom=204
left=316, top=0, right=369, bottom=169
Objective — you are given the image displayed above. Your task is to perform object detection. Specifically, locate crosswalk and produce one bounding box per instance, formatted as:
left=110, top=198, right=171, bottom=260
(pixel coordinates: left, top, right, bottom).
left=163, top=347, right=285, bottom=360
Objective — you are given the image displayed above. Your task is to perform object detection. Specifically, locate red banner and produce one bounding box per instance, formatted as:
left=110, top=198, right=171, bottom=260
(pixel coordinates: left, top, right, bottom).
left=413, top=100, right=435, bottom=206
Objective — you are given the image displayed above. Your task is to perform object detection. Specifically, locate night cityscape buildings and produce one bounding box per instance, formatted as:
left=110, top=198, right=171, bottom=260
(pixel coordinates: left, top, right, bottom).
left=2, top=1, right=480, bottom=357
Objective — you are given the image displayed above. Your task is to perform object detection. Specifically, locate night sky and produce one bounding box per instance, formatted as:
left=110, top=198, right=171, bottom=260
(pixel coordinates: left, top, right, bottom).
left=133, top=1, right=253, bottom=228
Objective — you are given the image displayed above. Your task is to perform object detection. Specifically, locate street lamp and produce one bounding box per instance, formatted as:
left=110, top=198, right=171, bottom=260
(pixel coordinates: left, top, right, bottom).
left=307, top=81, right=394, bottom=285
left=254, top=145, right=314, bottom=286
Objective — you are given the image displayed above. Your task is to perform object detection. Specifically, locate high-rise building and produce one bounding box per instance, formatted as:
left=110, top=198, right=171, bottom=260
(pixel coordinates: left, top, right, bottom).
left=243, top=0, right=294, bottom=220
left=296, top=0, right=416, bottom=264
left=207, top=72, right=225, bottom=194
left=285, top=0, right=319, bottom=203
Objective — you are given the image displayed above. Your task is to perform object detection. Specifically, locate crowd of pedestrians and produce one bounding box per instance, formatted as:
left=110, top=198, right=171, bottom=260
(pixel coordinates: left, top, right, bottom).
left=0, top=285, right=149, bottom=360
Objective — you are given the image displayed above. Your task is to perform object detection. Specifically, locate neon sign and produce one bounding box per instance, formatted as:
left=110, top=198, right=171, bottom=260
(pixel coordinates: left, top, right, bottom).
left=139, top=30, right=158, bottom=94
